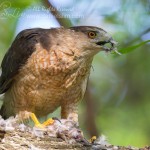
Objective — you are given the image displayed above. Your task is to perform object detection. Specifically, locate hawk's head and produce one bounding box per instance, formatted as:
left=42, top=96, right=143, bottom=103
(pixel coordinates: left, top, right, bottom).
left=69, top=26, right=117, bottom=56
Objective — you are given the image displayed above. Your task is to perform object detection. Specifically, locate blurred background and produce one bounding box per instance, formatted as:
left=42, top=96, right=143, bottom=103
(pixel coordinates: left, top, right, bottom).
left=0, top=0, right=150, bottom=147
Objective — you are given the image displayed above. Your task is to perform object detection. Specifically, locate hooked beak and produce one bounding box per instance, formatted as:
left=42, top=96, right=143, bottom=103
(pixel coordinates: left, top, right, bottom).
left=96, top=39, right=117, bottom=52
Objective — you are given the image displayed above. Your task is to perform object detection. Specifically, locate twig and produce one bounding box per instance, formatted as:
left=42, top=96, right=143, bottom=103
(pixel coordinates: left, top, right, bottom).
left=123, top=27, right=150, bottom=46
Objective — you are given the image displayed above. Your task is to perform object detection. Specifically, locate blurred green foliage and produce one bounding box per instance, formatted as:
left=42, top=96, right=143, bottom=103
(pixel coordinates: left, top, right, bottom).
left=0, top=0, right=150, bottom=147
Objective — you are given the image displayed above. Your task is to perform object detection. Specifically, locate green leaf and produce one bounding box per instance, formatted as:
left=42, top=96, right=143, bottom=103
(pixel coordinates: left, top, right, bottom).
left=114, top=40, right=150, bottom=55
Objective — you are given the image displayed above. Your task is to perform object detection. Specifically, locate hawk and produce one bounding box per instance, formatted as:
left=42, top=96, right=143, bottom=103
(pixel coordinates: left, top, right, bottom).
left=0, top=26, right=116, bottom=127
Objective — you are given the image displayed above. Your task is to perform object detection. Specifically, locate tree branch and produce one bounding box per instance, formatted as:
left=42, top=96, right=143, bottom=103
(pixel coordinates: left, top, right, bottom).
left=0, top=129, right=84, bottom=150
left=0, top=127, right=150, bottom=150
left=43, top=0, right=72, bottom=27
left=84, top=83, right=99, bottom=137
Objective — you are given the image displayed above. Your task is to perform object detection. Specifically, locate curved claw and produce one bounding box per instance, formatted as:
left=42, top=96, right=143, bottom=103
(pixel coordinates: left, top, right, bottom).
left=52, top=117, right=61, bottom=123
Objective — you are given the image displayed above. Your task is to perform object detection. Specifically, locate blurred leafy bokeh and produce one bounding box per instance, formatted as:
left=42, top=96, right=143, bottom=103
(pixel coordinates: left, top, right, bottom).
left=0, top=0, right=150, bottom=147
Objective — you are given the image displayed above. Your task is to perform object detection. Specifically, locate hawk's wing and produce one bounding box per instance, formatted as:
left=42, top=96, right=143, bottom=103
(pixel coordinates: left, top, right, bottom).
left=0, top=28, right=51, bottom=94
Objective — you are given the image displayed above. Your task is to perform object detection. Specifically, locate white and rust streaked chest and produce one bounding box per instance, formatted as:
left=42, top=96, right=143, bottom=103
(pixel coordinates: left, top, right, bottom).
left=22, top=47, right=92, bottom=89
left=9, top=47, right=92, bottom=115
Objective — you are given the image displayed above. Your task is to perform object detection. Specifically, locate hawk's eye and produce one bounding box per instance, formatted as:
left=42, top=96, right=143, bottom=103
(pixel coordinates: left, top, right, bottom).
left=88, top=31, right=97, bottom=39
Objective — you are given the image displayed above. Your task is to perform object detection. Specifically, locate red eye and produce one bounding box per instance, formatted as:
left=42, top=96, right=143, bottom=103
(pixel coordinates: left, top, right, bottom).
left=88, top=31, right=97, bottom=39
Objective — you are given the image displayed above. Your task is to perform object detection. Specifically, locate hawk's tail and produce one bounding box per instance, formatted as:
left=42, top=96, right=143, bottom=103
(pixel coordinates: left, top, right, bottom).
left=0, top=104, right=7, bottom=119
left=0, top=98, right=14, bottom=119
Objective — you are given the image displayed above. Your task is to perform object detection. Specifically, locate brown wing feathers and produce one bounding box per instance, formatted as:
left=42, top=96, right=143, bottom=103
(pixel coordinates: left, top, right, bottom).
left=0, top=28, right=50, bottom=94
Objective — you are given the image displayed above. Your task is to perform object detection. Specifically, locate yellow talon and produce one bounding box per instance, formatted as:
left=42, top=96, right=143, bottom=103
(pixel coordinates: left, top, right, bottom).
left=42, top=118, right=55, bottom=126
left=89, top=136, right=97, bottom=143
left=30, top=113, right=54, bottom=128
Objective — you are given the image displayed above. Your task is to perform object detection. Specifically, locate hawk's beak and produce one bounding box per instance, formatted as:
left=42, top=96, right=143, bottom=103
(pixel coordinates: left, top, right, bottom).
left=96, top=39, right=117, bottom=52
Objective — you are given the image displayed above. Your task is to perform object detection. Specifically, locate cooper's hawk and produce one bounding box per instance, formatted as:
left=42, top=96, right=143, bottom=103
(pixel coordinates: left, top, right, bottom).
left=0, top=26, right=116, bottom=126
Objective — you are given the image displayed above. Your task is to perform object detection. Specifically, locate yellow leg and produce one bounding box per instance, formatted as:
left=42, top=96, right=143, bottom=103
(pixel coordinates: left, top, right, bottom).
left=30, top=113, right=54, bottom=128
